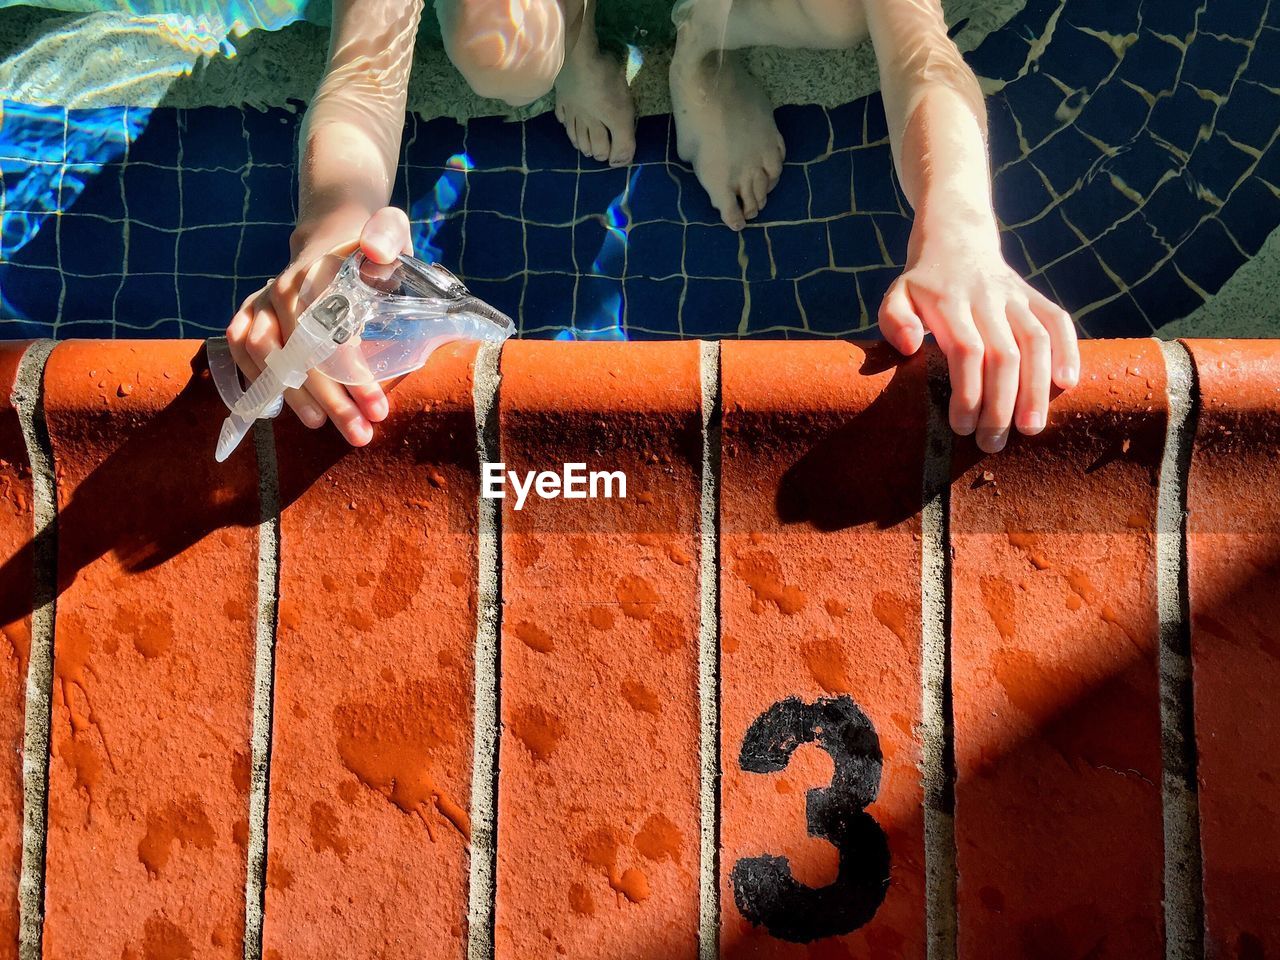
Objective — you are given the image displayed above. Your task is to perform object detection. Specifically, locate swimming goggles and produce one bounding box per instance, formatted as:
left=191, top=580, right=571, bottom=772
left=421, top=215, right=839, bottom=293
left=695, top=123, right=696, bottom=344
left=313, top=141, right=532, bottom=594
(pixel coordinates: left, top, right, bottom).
left=209, top=250, right=514, bottom=462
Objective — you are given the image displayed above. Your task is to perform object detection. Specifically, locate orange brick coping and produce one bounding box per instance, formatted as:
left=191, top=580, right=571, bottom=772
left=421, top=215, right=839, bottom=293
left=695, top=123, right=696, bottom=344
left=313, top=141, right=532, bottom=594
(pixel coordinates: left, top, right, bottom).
left=0, top=337, right=1275, bottom=960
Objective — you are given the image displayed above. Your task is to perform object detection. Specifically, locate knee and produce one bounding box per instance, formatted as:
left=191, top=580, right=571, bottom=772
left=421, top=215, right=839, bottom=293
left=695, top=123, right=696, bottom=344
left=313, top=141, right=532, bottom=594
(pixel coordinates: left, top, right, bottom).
left=439, top=0, right=565, bottom=106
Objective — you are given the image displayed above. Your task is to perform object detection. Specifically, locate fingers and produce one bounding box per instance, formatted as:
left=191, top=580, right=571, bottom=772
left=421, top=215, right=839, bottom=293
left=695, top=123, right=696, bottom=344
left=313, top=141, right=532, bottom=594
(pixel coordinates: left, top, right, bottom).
left=244, top=303, right=326, bottom=428
left=360, top=207, right=413, bottom=264
left=971, top=300, right=1020, bottom=453
left=1027, top=287, right=1080, bottom=388
left=302, top=369, right=375, bottom=446
left=925, top=298, right=983, bottom=437
left=878, top=277, right=925, bottom=356
left=348, top=382, right=390, bottom=424
left=1008, top=301, right=1051, bottom=436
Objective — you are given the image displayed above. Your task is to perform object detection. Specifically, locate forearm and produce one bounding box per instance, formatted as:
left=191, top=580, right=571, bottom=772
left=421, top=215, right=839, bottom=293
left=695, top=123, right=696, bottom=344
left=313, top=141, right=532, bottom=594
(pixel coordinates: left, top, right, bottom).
left=295, top=0, right=422, bottom=245
left=864, top=0, right=989, bottom=219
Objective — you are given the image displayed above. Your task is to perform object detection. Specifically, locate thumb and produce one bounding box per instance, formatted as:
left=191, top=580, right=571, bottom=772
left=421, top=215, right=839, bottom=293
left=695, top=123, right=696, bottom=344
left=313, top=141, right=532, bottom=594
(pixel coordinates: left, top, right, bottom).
left=359, top=207, right=413, bottom=263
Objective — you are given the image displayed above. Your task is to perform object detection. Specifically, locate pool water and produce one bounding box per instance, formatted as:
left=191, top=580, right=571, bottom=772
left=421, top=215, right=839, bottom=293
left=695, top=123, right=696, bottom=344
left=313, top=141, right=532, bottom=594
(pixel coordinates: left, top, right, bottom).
left=0, top=0, right=1277, bottom=340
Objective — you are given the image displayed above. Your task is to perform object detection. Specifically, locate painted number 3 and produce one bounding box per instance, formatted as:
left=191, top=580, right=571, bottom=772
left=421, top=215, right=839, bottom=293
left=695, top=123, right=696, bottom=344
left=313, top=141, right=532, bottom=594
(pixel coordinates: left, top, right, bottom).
left=731, top=696, right=890, bottom=943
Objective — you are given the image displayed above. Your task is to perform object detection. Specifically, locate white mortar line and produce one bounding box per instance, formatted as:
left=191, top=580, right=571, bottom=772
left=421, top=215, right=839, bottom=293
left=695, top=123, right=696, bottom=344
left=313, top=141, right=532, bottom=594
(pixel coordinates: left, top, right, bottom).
left=1155, top=339, right=1203, bottom=960
left=697, top=340, right=722, bottom=960
left=12, top=339, right=56, bottom=960
left=242, top=419, right=281, bottom=960
left=468, top=341, right=503, bottom=960
left=921, top=348, right=956, bottom=960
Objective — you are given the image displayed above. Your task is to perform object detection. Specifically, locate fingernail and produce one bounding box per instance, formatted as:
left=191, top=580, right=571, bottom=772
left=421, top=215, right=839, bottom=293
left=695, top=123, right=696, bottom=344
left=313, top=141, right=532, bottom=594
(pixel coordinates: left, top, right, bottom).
left=1058, top=364, right=1079, bottom=385
left=1020, top=411, right=1045, bottom=433
left=369, top=395, right=389, bottom=422
left=351, top=419, right=373, bottom=445
left=369, top=232, right=397, bottom=260
left=954, top=415, right=978, bottom=436
left=299, top=405, right=325, bottom=428
left=979, top=427, right=1009, bottom=453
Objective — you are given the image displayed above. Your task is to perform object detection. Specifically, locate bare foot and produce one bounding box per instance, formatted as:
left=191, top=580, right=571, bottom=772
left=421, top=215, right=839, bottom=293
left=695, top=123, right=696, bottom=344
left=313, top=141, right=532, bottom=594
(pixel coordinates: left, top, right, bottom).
left=555, top=35, right=636, bottom=166
left=670, top=44, right=784, bottom=230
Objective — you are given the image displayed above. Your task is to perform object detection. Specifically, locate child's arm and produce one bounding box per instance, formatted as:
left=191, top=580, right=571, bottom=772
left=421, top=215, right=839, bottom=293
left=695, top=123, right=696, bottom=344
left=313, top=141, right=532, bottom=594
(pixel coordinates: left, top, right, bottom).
left=226, top=0, right=423, bottom=445
left=864, top=0, right=1079, bottom=452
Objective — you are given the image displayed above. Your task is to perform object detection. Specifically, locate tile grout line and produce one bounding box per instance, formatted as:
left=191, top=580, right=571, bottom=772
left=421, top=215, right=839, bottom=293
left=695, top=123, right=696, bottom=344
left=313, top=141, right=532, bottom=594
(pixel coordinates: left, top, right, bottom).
left=12, top=338, right=57, bottom=960
left=468, top=341, right=503, bottom=960
left=921, top=348, right=957, bottom=960
left=1155, top=339, right=1204, bottom=960
left=697, top=339, right=722, bottom=960
left=243, top=419, right=281, bottom=960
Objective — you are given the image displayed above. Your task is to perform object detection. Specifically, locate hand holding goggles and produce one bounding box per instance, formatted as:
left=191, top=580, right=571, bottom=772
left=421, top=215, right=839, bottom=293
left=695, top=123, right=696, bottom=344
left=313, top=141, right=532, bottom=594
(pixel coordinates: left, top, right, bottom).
left=210, top=251, right=514, bottom=462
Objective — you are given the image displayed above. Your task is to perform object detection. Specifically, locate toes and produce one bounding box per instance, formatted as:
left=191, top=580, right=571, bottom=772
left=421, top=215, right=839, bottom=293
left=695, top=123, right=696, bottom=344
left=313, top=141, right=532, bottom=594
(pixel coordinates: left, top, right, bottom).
left=608, top=123, right=636, bottom=167
left=710, top=186, right=746, bottom=231
left=565, top=116, right=581, bottom=152
left=738, top=178, right=759, bottom=221
left=587, top=121, right=611, bottom=162
left=751, top=170, right=770, bottom=213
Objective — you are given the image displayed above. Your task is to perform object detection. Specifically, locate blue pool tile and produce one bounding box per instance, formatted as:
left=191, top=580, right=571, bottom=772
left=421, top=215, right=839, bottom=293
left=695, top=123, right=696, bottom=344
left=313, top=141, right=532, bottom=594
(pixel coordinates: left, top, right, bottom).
left=744, top=279, right=799, bottom=334
left=808, top=150, right=853, bottom=219
left=1188, top=132, right=1255, bottom=202
left=1038, top=22, right=1125, bottom=91
left=60, top=274, right=118, bottom=323
left=872, top=214, right=911, bottom=265
left=966, top=26, right=1030, bottom=83
left=757, top=165, right=810, bottom=223
left=520, top=273, right=577, bottom=331
left=522, top=110, right=581, bottom=170
left=1180, top=33, right=1249, bottom=93
left=180, top=275, right=236, bottom=328
left=851, top=143, right=899, bottom=214
left=463, top=115, right=524, bottom=170
left=1058, top=173, right=1138, bottom=240
left=632, top=114, right=673, bottom=166
left=624, top=277, right=682, bottom=334
left=467, top=277, right=522, bottom=325
left=410, top=116, right=467, bottom=169
left=1075, top=80, right=1151, bottom=147
left=863, top=93, right=889, bottom=144
left=1043, top=247, right=1118, bottom=313
left=460, top=211, right=524, bottom=279
left=675, top=167, right=721, bottom=223
left=125, top=110, right=181, bottom=167
left=241, top=106, right=299, bottom=167
left=574, top=275, right=626, bottom=333
left=985, top=95, right=1022, bottom=170
left=682, top=278, right=745, bottom=337
left=1143, top=174, right=1215, bottom=246
left=124, top=164, right=180, bottom=229
left=775, top=104, right=831, bottom=163
left=1218, top=175, right=1280, bottom=256
left=522, top=170, right=575, bottom=224
left=1139, top=2, right=1199, bottom=38
left=1089, top=213, right=1170, bottom=286
left=768, top=221, right=828, bottom=278
left=1112, top=30, right=1184, bottom=95
left=1215, top=81, right=1279, bottom=151
left=465, top=170, right=525, bottom=217
left=628, top=165, right=680, bottom=223
left=180, top=107, right=247, bottom=169
left=125, top=223, right=177, bottom=275
left=0, top=264, right=61, bottom=323
left=1175, top=216, right=1242, bottom=296
left=1076, top=291, right=1151, bottom=337
left=1130, top=258, right=1201, bottom=327
left=800, top=272, right=861, bottom=334
left=1031, top=127, right=1104, bottom=196
left=415, top=213, right=463, bottom=267
left=1001, top=71, right=1071, bottom=147
left=994, top=159, right=1055, bottom=225
left=619, top=220, right=680, bottom=276
left=1147, top=83, right=1217, bottom=156
left=855, top=266, right=898, bottom=318
left=235, top=224, right=290, bottom=277
left=738, top=227, right=774, bottom=282
left=1102, top=132, right=1181, bottom=199
left=829, top=215, right=883, bottom=270
left=178, top=224, right=242, bottom=278
left=828, top=101, right=863, bottom=151
left=1015, top=207, right=1083, bottom=268
left=60, top=215, right=124, bottom=276
left=182, top=168, right=246, bottom=227
left=576, top=166, right=630, bottom=216
left=1253, top=29, right=1280, bottom=88
left=1000, top=230, right=1032, bottom=276
left=524, top=222, right=574, bottom=273
left=573, top=216, right=608, bottom=271
left=66, top=164, right=125, bottom=221
left=1060, top=0, right=1140, bottom=34
left=685, top=222, right=741, bottom=279
left=245, top=164, right=297, bottom=225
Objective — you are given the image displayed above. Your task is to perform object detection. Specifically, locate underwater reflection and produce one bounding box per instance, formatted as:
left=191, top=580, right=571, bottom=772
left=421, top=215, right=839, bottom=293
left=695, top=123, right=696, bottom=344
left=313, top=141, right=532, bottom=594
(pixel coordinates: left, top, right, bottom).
left=556, top=166, right=637, bottom=341
left=410, top=152, right=473, bottom=263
